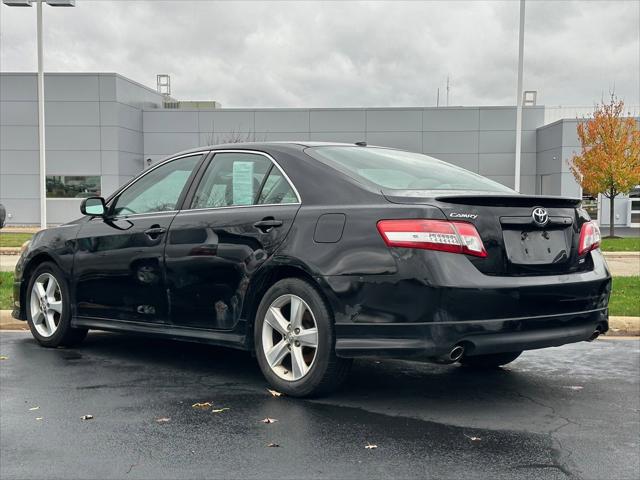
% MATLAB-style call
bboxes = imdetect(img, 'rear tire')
[254,278,351,397]
[459,351,522,369]
[26,262,88,348]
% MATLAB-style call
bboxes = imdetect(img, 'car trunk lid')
[383,191,591,276]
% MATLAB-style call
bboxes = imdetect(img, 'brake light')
[578,221,601,256]
[377,219,487,257]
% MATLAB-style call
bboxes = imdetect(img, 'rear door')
[165,151,301,330]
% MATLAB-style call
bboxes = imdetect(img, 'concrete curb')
[603,252,640,259]
[0,247,21,256]
[1,310,638,335]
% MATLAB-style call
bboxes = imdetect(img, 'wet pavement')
[1,331,638,479]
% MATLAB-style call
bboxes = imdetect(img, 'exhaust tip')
[449,345,465,362]
[588,329,601,342]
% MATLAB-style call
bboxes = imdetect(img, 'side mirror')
[80,197,107,217]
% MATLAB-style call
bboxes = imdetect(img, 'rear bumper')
[335,308,608,358]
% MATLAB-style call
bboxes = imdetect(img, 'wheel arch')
[20,252,60,316]
[242,263,332,351]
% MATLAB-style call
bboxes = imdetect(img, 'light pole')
[514,0,525,193]
[2,0,75,229]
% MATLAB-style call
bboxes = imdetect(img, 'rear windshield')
[306,146,514,193]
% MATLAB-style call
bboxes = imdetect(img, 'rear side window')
[307,146,514,193]
[191,153,272,209]
[258,168,298,205]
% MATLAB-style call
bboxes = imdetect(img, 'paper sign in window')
[232,161,255,205]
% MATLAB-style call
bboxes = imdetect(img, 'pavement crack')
[126,453,142,475]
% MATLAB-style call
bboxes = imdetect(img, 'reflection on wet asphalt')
[1,332,638,479]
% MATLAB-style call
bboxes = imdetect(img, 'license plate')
[503,229,569,265]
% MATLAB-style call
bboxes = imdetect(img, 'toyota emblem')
[532,207,549,227]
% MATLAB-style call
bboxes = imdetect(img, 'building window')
[46,176,101,199]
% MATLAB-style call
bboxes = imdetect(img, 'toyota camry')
[12,142,611,396]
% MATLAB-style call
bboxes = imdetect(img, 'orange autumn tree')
[569,96,640,237]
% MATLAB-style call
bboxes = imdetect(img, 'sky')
[1,0,639,108]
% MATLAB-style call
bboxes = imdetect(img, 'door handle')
[253,218,283,233]
[144,225,166,239]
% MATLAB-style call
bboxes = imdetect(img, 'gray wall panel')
[46,150,101,175]
[118,128,144,154]
[0,173,39,198]
[422,108,479,131]
[0,150,38,174]
[45,101,100,126]
[45,75,100,102]
[0,74,37,101]
[198,111,254,133]
[0,198,39,224]
[99,102,118,126]
[0,101,37,125]
[143,132,199,155]
[100,151,119,175]
[118,103,142,131]
[99,74,117,101]
[422,131,478,154]
[255,111,310,132]
[46,126,100,150]
[367,109,421,131]
[144,111,198,133]
[47,199,82,224]
[311,110,365,132]
[118,152,145,176]
[0,126,38,149]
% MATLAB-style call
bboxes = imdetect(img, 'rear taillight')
[377,219,487,257]
[578,221,601,256]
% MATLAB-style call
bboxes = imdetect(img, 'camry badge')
[450,212,478,220]
[532,207,549,227]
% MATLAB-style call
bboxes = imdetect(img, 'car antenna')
[355,141,367,147]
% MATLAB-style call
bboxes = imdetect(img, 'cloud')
[1,0,638,108]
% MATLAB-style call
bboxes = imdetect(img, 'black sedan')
[12,142,611,396]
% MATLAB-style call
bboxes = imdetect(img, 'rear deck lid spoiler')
[382,190,582,208]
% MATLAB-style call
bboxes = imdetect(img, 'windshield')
[307,146,515,193]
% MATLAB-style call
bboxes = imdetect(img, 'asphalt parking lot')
[1,331,638,480]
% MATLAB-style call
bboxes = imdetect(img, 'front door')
[165,151,301,330]
[73,153,204,323]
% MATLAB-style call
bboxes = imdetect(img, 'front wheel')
[26,262,88,348]
[459,351,522,369]
[254,278,351,397]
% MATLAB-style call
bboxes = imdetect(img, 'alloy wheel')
[261,294,319,381]
[30,273,63,338]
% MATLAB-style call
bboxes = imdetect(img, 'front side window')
[46,175,101,198]
[191,153,273,209]
[306,146,515,193]
[111,154,201,216]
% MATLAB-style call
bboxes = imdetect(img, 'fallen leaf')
[35,417,43,421]
[28,406,40,411]
[563,386,583,391]
[81,415,94,421]
[261,417,278,424]
[267,389,282,397]
[191,402,212,410]
[0,355,8,360]
[211,408,230,414]
[155,417,171,423]
[267,443,280,448]
[464,434,481,441]
[365,443,378,449]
